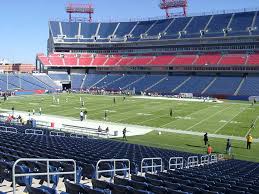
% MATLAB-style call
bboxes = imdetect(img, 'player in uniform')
[170,108,173,118]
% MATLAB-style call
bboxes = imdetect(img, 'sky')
[0,0,259,64]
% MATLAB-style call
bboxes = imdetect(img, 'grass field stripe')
[88,100,160,117]
[245,115,259,137]
[185,105,233,131]
[114,105,171,122]
[214,106,248,134]
[112,101,191,122]
[160,105,213,128]
[137,104,204,125]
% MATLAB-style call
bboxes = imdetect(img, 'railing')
[96,159,130,179]
[187,156,199,168]
[70,133,84,139]
[25,129,44,136]
[0,126,17,133]
[12,158,76,194]
[210,154,218,163]
[200,155,210,165]
[50,131,65,137]
[168,157,183,170]
[141,158,163,175]
[218,154,224,160]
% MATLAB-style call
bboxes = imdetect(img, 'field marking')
[114,103,171,122]
[160,105,217,128]
[245,116,259,137]
[185,105,233,131]
[214,106,248,134]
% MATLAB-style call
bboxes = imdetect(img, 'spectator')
[204,133,208,145]
[98,126,102,132]
[207,144,213,155]
[246,134,253,150]
[226,139,232,155]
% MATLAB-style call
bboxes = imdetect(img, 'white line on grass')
[114,104,170,122]
[137,104,204,125]
[245,116,259,137]
[186,105,233,131]
[214,107,248,134]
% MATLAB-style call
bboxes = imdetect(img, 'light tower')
[66,3,94,22]
[159,0,187,18]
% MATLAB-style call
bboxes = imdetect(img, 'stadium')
[0,0,259,193]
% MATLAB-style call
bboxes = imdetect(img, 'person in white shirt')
[80,111,84,121]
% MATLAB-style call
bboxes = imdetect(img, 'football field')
[0,93,258,162]
[1,93,258,138]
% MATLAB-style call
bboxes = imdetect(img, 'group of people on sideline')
[203,133,254,156]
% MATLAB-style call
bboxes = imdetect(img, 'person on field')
[123,128,127,141]
[226,139,232,155]
[246,134,253,150]
[84,110,88,120]
[80,111,84,121]
[105,127,109,138]
[113,97,116,104]
[207,144,213,155]
[32,109,35,115]
[39,107,42,115]
[123,96,126,101]
[170,108,173,118]
[98,126,102,132]
[204,133,208,145]
[11,106,14,116]
[104,111,107,121]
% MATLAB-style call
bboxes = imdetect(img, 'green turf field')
[0,94,258,162]
[1,94,258,138]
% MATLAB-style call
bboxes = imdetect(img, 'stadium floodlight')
[66,3,94,22]
[159,0,187,18]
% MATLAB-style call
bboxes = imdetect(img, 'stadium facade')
[35,9,259,100]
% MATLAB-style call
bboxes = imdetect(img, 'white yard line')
[214,107,247,134]
[245,116,259,137]
[186,105,233,131]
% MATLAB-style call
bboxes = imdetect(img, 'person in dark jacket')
[204,133,208,145]
[226,138,232,155]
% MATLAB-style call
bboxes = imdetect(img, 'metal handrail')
[96,159,130,179]
[141,157,163,175]
[200,155,210,165]
[70,133,84,138]
[12,158,76,194]
[0,126,17,133]
[210,154,218,163]
[218,154,224,160]
[187,156,199,168]
[25,129,44,136]
[50,131,65,137]
[169,157,183,170]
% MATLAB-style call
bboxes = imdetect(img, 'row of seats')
[49,11,259,42]
[80,73,259,96]
[0,73,59,92]
[24,159,259,194]
[3,72,259,96]
[37,53,259,67]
